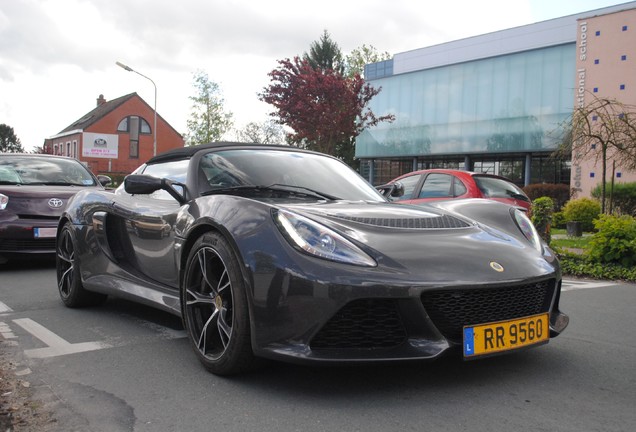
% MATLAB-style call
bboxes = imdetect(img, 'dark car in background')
[55,143,567,376]
[0,154,110,263]
[382,169,532,212]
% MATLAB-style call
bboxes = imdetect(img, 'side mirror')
[97,175,112,187]
[124,174,187,204]
[376,181,405,199]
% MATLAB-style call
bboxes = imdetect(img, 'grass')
[549,228,593,251]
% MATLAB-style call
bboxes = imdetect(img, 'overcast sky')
[0,0,628,151]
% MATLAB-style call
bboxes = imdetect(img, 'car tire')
[182,232,255,375]
[56,221,107,307]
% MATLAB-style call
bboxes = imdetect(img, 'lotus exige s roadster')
[56,143,568,375]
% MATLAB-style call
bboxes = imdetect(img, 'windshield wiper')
[26,181,83,186]
[202,184,339,201]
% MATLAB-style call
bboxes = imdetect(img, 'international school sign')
[82,133,118,159]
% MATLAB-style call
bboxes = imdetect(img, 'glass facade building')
[357,2,636,187]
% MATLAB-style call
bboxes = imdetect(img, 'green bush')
[558,251,636,282]
[562,197,601,232]
[523,183,570,211]
[531,197,554,244]
[587,214,636,267]
[552,211,566,229]
[591,182,636,216]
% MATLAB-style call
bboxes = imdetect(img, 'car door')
[110,159,189,287]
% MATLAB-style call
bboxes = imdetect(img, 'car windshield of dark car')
[0,156,97,186]
[474,176,529,201]
[198,149,384,202]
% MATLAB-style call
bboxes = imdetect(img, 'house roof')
[58,93,137,134]
[54,93,183,139]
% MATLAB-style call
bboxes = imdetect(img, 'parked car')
[0,154,110,263]
[55,143,567,375]
[380,169,532,212]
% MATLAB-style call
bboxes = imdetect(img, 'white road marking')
[562,279,618,291]
[0,321,17,339]
[13,318,111,359]
[0,301,13,313]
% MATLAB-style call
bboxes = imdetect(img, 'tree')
[303,30,344,74]
[234,120,286,144]
[186,70,233,146]
[259,57,394,165]
[554,95,636,213]
[344,44,391,78]
[0,124,25,153]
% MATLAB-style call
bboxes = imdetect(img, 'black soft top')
[145,142,296,165]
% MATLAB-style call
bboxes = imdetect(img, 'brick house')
[44,93,184,176]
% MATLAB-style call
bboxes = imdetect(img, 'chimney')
[96,94,106,106]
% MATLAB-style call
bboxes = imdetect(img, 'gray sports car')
[55,143,568,375]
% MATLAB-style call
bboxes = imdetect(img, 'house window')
[595,30,601,36]
[620,84,625,90]
[621,55,627,61]
[617,172,622,178]
[594,59,599,64]
[591,144,596,149]
[593,87,598,93]
[66,141,71,156]
[117,116,151,134]
[590,172,595,178]
[622,25,628,31]
[73,140,78,158]
[592,115,598,121]
[130,140,139,158]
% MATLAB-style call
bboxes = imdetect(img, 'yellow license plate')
[463,313,549,358]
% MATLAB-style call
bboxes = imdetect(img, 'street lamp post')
[116,61,157,156]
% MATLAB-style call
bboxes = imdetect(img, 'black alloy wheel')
[182,232,254,375]
[56,222,107,307]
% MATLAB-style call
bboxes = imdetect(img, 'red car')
[383,169,532,212]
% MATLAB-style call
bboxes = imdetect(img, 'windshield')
[0,156,97,186]
[198,149,384,202]
[473,175,529,201]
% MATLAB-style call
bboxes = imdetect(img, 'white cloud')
[0,0,624,151]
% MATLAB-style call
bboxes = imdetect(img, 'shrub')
[531,197,553,243]
[562,197,601,232]
[591,182,636,216]
[552,211,566,229]
[523,183,570,211]
[587,214,636,267]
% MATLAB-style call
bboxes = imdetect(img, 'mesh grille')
[421,279,555,342]
[0,239,56,251]
[310,299,407,350]
[333,214,470,229]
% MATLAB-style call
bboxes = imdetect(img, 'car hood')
[280,200,556,283]
[0,185,96,217]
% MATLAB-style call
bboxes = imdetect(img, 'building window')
[66,141,71,156]
[623,25,628,31]
[592,115,598,121]
[594,59,599,64]
[590,172,595,178]
[621,55,627,61]
[620,84,626,90]
[593,87,598,93]
[117,116,151,134]
[595,30,601,36]
[72,140,77,158]
[130,140,139,158]
[617,172,622,178]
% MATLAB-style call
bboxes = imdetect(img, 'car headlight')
[274,209,376,267]
[0,194,8,210]
[511,207,542,252]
